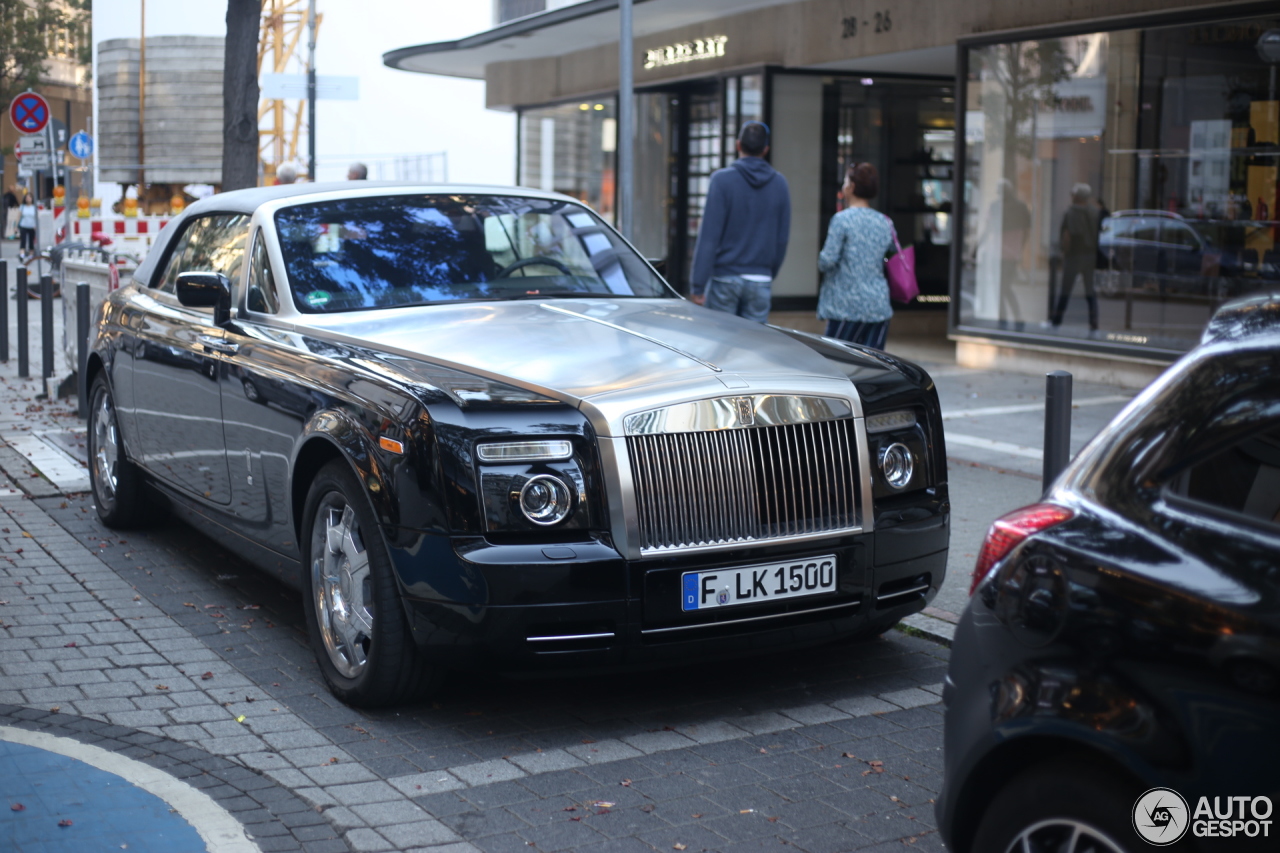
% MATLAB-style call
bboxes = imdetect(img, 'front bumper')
[387,525,947,670]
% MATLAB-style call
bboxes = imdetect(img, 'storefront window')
[519,100,617,225]
[960,15,1280,354]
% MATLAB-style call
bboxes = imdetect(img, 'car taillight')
[970,503,1074,594]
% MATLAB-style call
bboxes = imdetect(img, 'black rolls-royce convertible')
[86,184,949,706]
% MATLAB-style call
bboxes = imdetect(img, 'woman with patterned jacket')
[816,162,895,350]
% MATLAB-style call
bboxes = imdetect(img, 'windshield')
[275,194,673,313]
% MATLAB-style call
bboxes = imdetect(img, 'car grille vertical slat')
[627,419,861,553]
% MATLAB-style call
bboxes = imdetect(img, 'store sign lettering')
[644,35,728,70]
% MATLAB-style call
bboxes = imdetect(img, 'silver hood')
[299,298,863,433]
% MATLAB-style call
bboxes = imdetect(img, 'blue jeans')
[703,275,772,323]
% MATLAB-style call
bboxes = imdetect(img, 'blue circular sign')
[9,92,50,133]
[69,131,94,160]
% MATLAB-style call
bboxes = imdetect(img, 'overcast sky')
[93,1,515,186]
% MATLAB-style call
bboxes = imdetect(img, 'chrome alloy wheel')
[1005,819,1129,853]
[311,501,373,678]
[92,392,121,503]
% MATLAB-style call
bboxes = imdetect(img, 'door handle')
[197,335,239,355]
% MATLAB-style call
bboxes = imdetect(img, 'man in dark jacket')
[690,121,791,322]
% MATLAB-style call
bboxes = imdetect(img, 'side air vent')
[875,574,931,609]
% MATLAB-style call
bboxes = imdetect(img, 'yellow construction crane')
[258,0,321,183]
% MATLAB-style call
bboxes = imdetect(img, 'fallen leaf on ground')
[562,807,577,812]
[620,779,631,787]
[673,844,687,850]
[58,819,73,826]
[640,804,655,813]
[590,801,615,808]
[155,685,168,690]
[10,803,24,811]
[691,813,703,819]
[201,672,214,680]
[841,752,857,759]
[740,809,755,814]
[63,642,75,648]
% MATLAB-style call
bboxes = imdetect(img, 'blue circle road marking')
[10,93,50,134]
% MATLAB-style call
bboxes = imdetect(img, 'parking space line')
[942,394,1132,420]
[944,432,1044,460]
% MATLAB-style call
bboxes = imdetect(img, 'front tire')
[88,374,146,527]
[301,460,435,707]
[972,758,1176,853]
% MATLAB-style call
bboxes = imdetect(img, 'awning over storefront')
[383,0,789,80]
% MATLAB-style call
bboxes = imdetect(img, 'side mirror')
[176,271,231,326]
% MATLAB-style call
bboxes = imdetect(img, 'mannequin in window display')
[1051,183,1101,333]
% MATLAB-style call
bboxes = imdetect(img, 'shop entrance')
[819,76,956,310]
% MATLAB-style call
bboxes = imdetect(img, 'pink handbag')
[885,222,918,304]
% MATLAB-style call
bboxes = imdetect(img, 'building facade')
[387,0,1280,383]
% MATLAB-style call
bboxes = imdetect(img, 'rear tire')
[88,374,146,528]
[301,460,436,707]
[972,758,1183,852]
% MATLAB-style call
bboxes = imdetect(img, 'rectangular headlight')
[476,440,573,462]
[865,409,917,434]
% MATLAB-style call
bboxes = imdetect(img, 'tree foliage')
[0,0,91,105]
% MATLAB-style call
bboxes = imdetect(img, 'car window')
[155,214,250,297]
[1100,217,1134,239]
[1160,222,1200,249]
[1169,425,1280,530]
[246,232,279,314]
[274,194,672,313]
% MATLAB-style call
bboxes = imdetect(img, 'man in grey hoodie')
[690,121,791,322]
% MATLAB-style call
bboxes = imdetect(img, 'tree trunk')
[222,0,261,191]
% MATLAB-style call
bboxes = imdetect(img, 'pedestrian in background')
[689,121,791,322]
[17,192,37,259]
[816,163,895,349]
[1050,182,1101,332]
[2,185,17,241]
[348,162,368,180]
[275,163,299,185]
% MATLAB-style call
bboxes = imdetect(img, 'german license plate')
[681,556,837,611]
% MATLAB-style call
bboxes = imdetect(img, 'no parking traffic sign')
[9,91,50,134]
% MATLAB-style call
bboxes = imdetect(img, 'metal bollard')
[77,283,90,420]
[0,259,8,362]
[16,267,28,378]
[41,274,54,382]
[1042,370,1073,493]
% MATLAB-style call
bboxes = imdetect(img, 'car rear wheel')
[88,375,146,528]
[301,460,435,707]
[971,758,1160,853]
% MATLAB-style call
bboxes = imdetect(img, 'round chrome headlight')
[518,475,573,525]
[879,443,915,490]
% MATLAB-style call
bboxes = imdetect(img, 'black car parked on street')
[938,294,1280,852]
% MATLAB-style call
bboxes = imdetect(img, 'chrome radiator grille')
[626,419,861,553]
